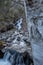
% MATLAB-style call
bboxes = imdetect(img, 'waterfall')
[3,51,11,61]
[0,60,11,65]
[15,18,23,30]
[0,51,11,65]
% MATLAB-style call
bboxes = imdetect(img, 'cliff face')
[26,0,43,65]
[26,0,43,43]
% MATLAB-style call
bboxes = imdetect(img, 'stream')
[0,50,33,65]
[0,51,11,65]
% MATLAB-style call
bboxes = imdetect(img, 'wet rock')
[17,37,21,41]
[10,50,33,65]
[22,51,33,65]
[24,39,31,46]
[6,24,14,31]
[0,41,6,50]
[3,48,33,65]
[0,50,4,58]
[0,27,7,33]
[0,30,31,54]
[28,0,33,7]
[0,0,26,33]
[0,24,14,33]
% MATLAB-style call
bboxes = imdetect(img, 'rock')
[0,27,7,33]
[20,41,26,47]
[9,51,33,65]
[0,41,6,50]
[0,0,26,32]
[2,48,33,65]
[0,24,14,33]
[28,0,33,7]
[0,30,31,54]
[22,51,33,65]
[17,37,21,41]
[6,24,14,31]
[0,50,4,58]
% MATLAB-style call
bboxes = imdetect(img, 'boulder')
[0,50,4,58]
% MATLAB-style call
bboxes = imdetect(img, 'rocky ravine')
[1,0,43,64]
[0,30,33,65]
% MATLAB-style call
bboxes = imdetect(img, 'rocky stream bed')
[0,0,43,65]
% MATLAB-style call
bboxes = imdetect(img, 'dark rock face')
[22,51,33,65]
[0,27,7,33]
[27,0,33,7]
[0,24,14,33]
[3,47,33,65]
[0,50,4,58]
[6,24,14,31]
[6,49,33,65]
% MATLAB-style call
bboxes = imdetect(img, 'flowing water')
[0,50,33,65]
[25,0,43,65]
[15,18,23,30]
[0,52,11,65]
